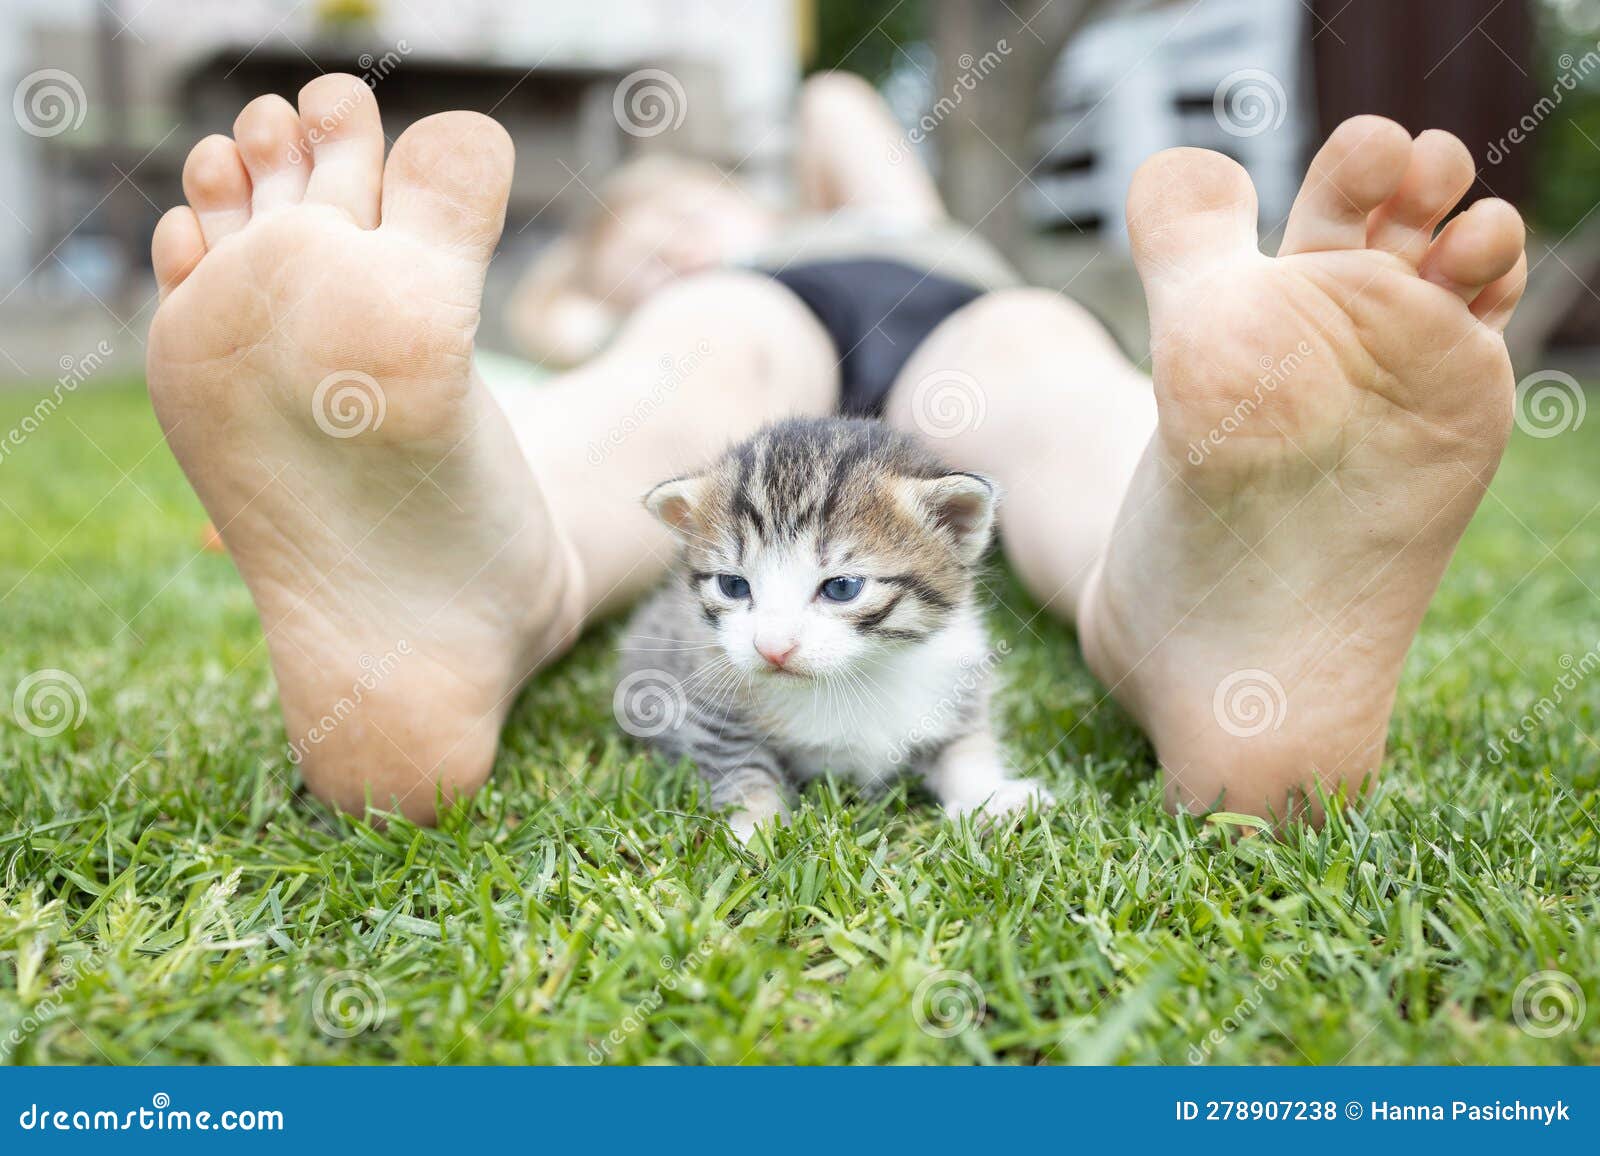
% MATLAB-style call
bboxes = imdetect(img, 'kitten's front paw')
[725,789,792,846]
[728,808,785,845]
[944,778,1056,826]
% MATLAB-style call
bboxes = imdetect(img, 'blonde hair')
[574,155,734,280]
[507,156,749,366]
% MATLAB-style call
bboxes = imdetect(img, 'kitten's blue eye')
[820,576,865,603]
[716,573,751,599]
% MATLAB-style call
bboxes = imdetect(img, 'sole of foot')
[1078,116,1526,824]
[147,76,584,823]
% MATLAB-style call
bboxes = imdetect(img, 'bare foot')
[147,76,583,822]
[1078,118,1526,821]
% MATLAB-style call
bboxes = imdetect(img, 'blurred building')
[1031,0,1309,244]
[1027,0,1534,245]
[2,0,803,303]
[1,0,1587,378]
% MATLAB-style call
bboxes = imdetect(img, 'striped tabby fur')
[617,417,1052,842]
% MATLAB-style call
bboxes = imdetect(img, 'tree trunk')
[932,0,1101,260]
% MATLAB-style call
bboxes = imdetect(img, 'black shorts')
[767,258,986,417]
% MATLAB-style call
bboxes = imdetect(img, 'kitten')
[616,416,1052,842]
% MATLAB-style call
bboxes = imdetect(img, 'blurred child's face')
[589,180,775,306]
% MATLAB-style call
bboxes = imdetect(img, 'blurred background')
[0,0,1596,386]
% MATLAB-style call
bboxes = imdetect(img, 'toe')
[1420,197,1525,301]
[1366,129,1475,265]
[1126,147,1258,281]
[151,206,206,298]
[1279,115,1412,255]
[181,134,252,247]
[298,74,385,227]
[1470,249,1528,331]
[381,112,514,263]
[233,94,311,214]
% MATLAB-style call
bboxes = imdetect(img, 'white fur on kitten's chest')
[740,609,992,787]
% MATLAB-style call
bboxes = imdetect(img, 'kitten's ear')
[643,476,707,538]
[902,472,998,565]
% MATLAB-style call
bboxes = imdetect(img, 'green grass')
[0,380,1596,1065]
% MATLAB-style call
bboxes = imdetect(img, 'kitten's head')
[644,418,996,680]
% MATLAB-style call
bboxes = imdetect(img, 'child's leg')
[887,119,1526,822]
[883,288,1156,620]
[148,76,836,823]
[494,274,838,620]
[794,71,947,224]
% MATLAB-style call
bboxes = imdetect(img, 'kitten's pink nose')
[755,640,798,669]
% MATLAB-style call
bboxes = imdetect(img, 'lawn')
[0,379,1595,1065]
